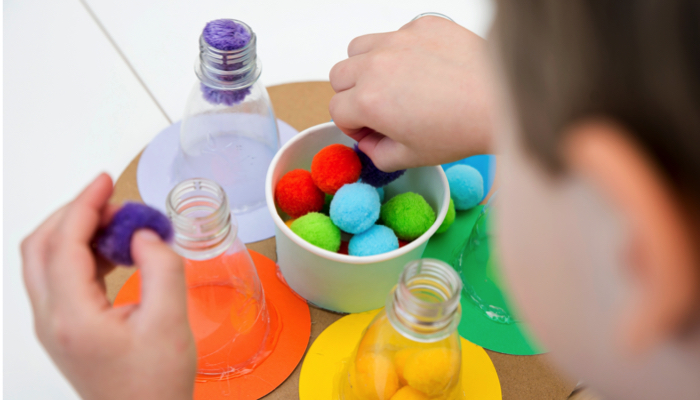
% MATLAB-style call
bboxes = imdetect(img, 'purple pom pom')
[200,19,253,106]
[201,84,251,107]
[203,19,251,51]
[95,202,173,266]
[354,144,406,187]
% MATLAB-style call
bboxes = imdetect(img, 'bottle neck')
[386,259,462,342]
[166,178,237,260]
[195,19,262,91]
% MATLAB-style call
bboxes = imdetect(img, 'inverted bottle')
[166,178,279,378]
[175,19,280,215]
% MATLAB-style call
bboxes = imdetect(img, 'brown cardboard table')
[104,81,577,400]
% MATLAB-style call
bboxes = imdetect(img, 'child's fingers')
[21,204,69,313]
[347,32,392,57]
[329,88,374,139]
[57,173,114,244]
[130,230,189,329]
[329,54,368,93]
[357,133,412,172]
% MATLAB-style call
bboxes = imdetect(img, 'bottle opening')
[166,178,237,260]
[388,259,462,342]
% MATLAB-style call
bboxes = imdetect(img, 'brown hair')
[494,0,700,195]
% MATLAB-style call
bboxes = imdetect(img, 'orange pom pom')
[275,169,325,218]
[311,144,362,195]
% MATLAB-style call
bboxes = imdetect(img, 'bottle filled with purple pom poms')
[177,19,279,215]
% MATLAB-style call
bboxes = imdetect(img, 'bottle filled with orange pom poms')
[339,259,463,400]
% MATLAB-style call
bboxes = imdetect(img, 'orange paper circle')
[299,309,501,399]
[114,250,311,400]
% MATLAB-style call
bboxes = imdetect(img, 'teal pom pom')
[349,225,398,256]
[446,165,484,210]
[330,182,380,234]
[376,187,385,203]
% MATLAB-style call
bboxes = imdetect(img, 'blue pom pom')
[446,165,484,210]
[330,182,380,234]
[354,145,406,187]
[349,225,399,256]
[95,202,173,266]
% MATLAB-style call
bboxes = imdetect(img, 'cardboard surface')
[104,81,576,400]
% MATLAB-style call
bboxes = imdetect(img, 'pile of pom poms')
[274,143,445,257]
[95,202,173,266]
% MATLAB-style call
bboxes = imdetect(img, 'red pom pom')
[275,169,325,218]
[311,144,362,195]
[398,240,410,248]
[338,240,350,255]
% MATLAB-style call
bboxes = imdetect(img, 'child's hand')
[21,174,196,400]
[329,16,496,172]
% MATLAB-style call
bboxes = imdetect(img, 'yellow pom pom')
[403,348,460,396]
[351,353,399,400]
[393,348,419,386]
[390,386,429,400]
[285,218,295,228]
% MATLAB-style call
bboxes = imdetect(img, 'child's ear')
[561,118,700,354]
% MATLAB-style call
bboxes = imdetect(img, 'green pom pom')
[291,212,341,252]
[381,192,436,241]
[436,198,456,233]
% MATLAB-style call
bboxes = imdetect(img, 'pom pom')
[290,212,341,252]
[446,165,484,210]
[354,144,405,187]
[284,219,295,228]
[402,348,460,396]
[351,353,399,400]
[436,198,456,233]
[203,19,251,51]
[348,225,399,256]
[330,182,381,234]
[399,240,410,248]
[381,192,436,241]
[275,169,325,218]
[95,202,173,266]
[311,144,362,194]
[201,84,251,107]
[201,19,253,106]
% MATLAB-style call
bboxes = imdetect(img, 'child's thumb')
[131,229,188,327]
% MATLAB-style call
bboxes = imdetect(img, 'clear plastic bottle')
[166,178,279,379]
[453,198,516,324]
[176,20,279,215]
[340,259,463,400]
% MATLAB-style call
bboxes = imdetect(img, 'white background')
[4,1,494,397]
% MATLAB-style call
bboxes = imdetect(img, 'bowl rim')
[265,121,450,265]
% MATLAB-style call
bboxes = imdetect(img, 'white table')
[3,1,494,397]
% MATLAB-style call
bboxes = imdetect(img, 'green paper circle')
[422,206,545,355]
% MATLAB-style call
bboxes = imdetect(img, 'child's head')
[493,1,700,398]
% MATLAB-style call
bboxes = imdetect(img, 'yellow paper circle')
[299,309,502,400]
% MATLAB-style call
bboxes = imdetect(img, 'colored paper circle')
[423,206,544,356]
[299,309,501,399]
[114,250,311,400]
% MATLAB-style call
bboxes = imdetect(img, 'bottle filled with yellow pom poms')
[339,259,463,400]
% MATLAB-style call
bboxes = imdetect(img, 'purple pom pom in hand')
[203,19,251,51]
[354,144,406,188]
[95,202,173,266]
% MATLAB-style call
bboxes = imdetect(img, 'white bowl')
[265,122,450,313]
